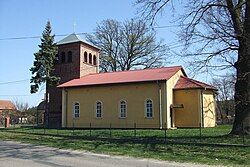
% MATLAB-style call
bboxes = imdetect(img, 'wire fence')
[2,122,249,146]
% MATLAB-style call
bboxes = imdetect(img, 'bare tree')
[212,73,235,123]
[212,73,235,101]
[86,19,168,72]
[13,100,29,112]
[12,99,29,123]
[136,0,250,134]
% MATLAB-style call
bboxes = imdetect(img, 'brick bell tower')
[46,33,100,128]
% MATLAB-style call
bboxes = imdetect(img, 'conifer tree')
[30,21,59,93]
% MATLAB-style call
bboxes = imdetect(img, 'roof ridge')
[0,100,12,102]
[57,33,100,50]
[180,76,215,89]
[86,66,183,76]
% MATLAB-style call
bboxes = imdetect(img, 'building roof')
[37,101,45,111]
[56,33,100,50]
[174,76,217,90]
[58,66,185,88]
[0,100,16,110]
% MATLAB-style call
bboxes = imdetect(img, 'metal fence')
[2,122,249,146]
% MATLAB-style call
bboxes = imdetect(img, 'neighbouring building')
[0,100,16,128]
[47,33,217,129]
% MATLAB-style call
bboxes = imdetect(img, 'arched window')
[119,100,126,118]
[96,101,102,118]
[146,99,153,118]
[61,52,65,63]
[73,102,80,118]
[93,55,97,65]
[84,51,88,63]
[67,51,72,63]
[89,53,92,64]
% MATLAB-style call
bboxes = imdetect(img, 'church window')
[89,53,92,64]
[73,102,80,118]
[93,55,97,65]
[119,100,127,118]
[146,99,153,118]
[61,52,66,63]
[96,101,102,118]
[68,51,72,63]
[84,51,88,62]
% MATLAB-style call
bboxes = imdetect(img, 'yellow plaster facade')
[62,82,166,128]
[61,69,216,129]
[203,90,216,127]
[173,89,216,128]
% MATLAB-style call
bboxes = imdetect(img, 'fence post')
[134,123,136,137]
[13,121,16,132]
[109,123,112,138]
[242,122,245,145]
[89,123,92,137]
[32,122,35,133]
[164,122,167,143]
[72,122,75,136]
[199,122,202,142]
[56,122,59,135]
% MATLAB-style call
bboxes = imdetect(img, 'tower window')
[61,52,65,63]
[68,51,72,63]
[89,53,92,64]
[84,52,87,63]
[93,55,97,65]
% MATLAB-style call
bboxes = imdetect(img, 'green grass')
[0,125,249,166]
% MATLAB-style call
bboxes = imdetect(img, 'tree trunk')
[231,1,250,135]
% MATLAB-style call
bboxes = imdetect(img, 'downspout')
[200,87,207,128]
[157,81,163,129]
[65,89,68,127]
[62,88,68,128]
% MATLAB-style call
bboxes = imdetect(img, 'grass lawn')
[0,125,249,166]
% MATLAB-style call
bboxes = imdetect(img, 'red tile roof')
[58,66,185,88]
[0,100,16,110]
[174,76,217,90]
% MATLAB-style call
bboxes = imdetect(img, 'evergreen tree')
[30,21,59,93]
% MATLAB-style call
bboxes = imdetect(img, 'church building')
[48,33,217,129]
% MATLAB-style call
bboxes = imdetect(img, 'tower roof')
[56,33,100,50]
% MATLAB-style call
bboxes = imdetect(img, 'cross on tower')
[73,22,76,33]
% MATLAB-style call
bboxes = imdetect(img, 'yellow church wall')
[173,89,201,127]
[166,70,185,128]
[63,82,166,129]
[203,90,216,127]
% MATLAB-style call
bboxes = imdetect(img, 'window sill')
[144,117,154,119]
[119,117,127,119]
